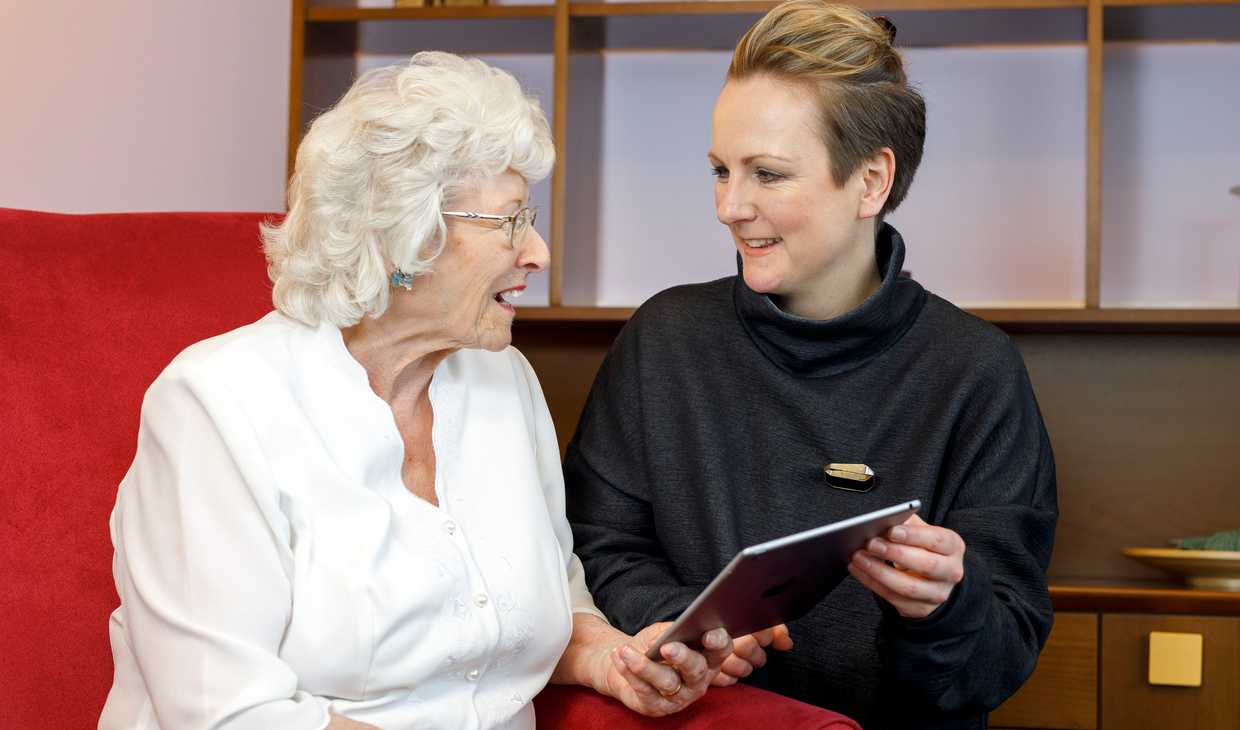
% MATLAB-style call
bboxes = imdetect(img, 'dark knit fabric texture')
[566,225,1058,730]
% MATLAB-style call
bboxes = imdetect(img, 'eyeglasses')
[442,206,539,249]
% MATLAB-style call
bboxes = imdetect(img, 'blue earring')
[389,269,413,290]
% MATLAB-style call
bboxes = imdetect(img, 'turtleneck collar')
[733,223,927,378]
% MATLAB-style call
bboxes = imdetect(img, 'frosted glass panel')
[1100,42,1240,308]
[595,51,735,307]
[890,46,1088,307]
[357,52,556,307]
[595,47,1088,308]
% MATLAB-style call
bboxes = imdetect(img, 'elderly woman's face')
[395,169,548,352]
[709,76,878,318]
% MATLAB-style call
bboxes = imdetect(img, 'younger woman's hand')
[848,514,965,619]
[712,624,793,686]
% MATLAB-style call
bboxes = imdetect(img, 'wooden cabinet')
[991,593,1240,730]
[1100,614,1240,730]
[990,612,1098,730]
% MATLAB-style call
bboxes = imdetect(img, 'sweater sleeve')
[107,361,331,730]
[564,336,701,635]
[875,339,1058,721]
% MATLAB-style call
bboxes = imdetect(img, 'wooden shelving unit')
[289,0,1240,328]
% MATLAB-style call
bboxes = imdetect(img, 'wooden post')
[1086,0,1103,308]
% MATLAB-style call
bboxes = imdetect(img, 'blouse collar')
[733,224,927,378]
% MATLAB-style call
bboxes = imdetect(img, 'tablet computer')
[644,500,921,660]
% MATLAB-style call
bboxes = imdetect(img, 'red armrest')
[533,684,861,730]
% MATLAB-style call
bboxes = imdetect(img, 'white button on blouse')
[100,313,605,730]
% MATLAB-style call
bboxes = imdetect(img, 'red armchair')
[0,207,860,730]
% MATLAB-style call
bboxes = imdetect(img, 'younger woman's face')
[709,75,882,319]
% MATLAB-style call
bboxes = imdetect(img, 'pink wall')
[0,0,291,214]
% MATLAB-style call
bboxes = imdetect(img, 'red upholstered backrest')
[0,208,278,729]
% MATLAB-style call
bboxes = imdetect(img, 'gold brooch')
[824,463,875,492]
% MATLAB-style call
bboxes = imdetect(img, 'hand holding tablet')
[645,501,921,660]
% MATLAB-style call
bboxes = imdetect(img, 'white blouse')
[100,312,604,730]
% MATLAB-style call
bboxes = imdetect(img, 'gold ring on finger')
[659,679,683,698]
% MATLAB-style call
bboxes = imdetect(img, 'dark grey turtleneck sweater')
[564,226,1058,730]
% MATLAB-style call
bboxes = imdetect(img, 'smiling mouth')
[743,237,782,249]
[494,287,525,307]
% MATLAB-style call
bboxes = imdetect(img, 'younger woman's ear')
[857,148,895,220]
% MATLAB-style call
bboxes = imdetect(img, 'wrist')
[555,613,629,694]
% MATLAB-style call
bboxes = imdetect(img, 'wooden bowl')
[1122,548,1240,591]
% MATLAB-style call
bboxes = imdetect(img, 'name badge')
[824,463,875,492]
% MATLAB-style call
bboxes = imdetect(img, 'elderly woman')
[566,3,1058,729]
[99,53,730,730]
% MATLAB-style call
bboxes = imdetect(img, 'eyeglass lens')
[509,207,538,247]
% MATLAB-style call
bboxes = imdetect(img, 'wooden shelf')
[513,305,1240,332]
[1051,583,1240,614]
[516,306,636,321]
[306,5,555,21]
[569,1,776,17]
[1104,0,1239,6]
[971,307,1240,332]
[303,0,1238,18]
[569,0,1085,15]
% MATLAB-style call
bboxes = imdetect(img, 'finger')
[866,539,963,584]
[849,554,949,617]
[770,624,794,651]
[852,549,952,604]
[847,560,921,617]
[732,635,768,668]
[620,645,683,698]
[719,652,756,679]
[750,627,776,648]
[654,642,708,691]
[885,519,965,558]
[712,672,740,687]
[612,646,666,702]
[697,629,734,669]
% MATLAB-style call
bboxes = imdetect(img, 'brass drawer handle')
[1148,631,1203,687]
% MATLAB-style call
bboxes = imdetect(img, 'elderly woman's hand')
[604,622,733,715]
[711,624,793,686]
[554,614,733,716]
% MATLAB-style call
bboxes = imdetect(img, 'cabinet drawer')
[1100,614,1240,730]
[991,612,1098,730]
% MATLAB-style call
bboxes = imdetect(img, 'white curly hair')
[262,52,555,327]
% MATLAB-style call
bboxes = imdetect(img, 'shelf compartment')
[1099,27,1240,309]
